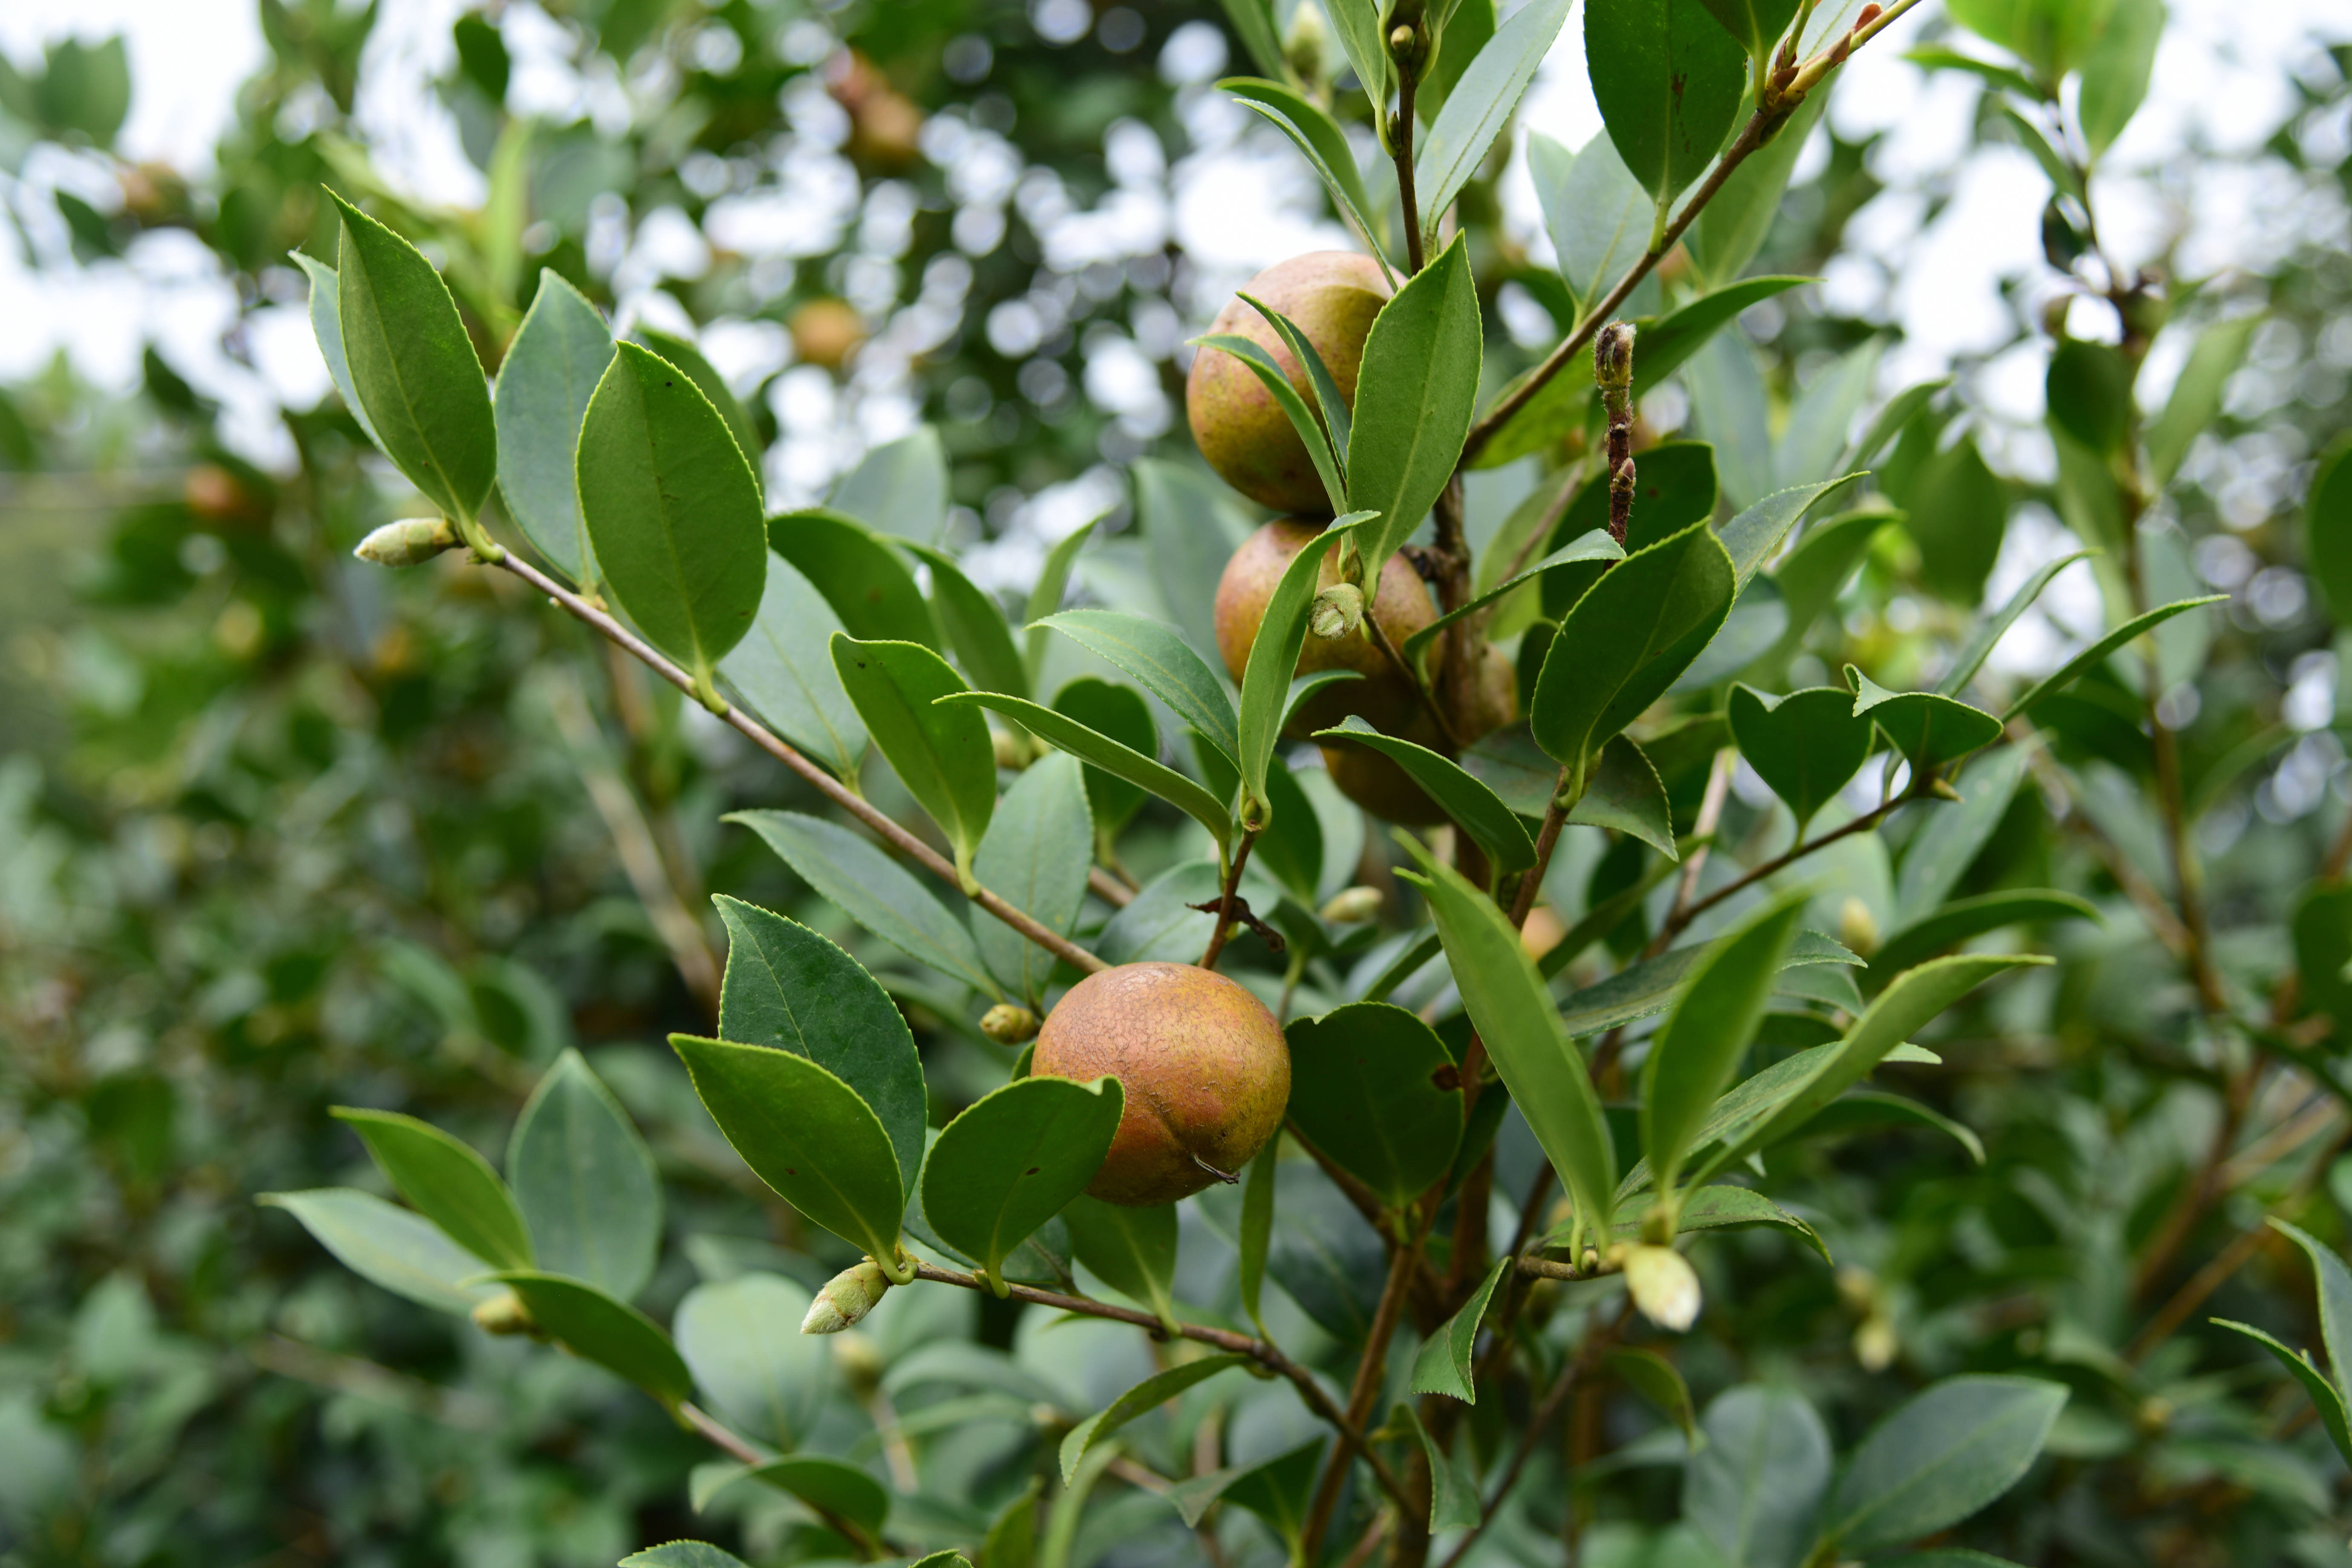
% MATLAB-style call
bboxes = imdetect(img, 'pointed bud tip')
[1624,1245,1701,1332]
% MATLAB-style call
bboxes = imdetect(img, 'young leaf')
[727,810,1001,997]
[329,194,497,527]
[1238,514,1369,820]
[2211,1319,2352,1469]
[1867,889,2101,984]
[1530,130,1651,315]
[921,1076,1125,1293]
[1403,849,1617,1242]
[942,691,1230,855]
[1728,685,1875,837]
[1640,892,1809,1202]
[1315,717,1537,872]
[481,1271,697,1406]
[1396,1401,1484,1531]
[902,542,1029,700]
[1349,233,1483,574]
[1821,1376,2068,1554]
[508,1049,662,1300]
[1848,669,2004,772]
[718,556,867,780]
[769,510,942,650]
[674,1272,830,1450]
[329,1107,532,1269]
[1415,0,1572,241]
[257,1189,498,1315]
[1532,521,1736,775]
[1684,1386,1832,1568]
[1061,1193,1180,1329]
[1286,1002,1463,1210]
[832,426,948,541]
[1059,1355,1250,1484]
[1025,519,1098,682]
[1221,80,1394,274]
[578,342,767,692]
[291,253,382,450]
[1194,332,1349,515]
[1036,610,1240,766]
[634,327,762,492]
[969,753,1091,1005]
[1940,548,2095,697]
[830,636,996,887]
[1585,0,1747,212]
[671,1034,907,1268]
[1238,1137,1278,1336]
[493,269,614,589]
[2146,314,2261,488]
[1999,597,2228,720]
[713,896,928,1193]
[1410,1254,1511,1401]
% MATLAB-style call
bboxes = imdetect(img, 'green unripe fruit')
[1214,519,1443,739]
[1030,962,1289,1207]
[1187,252,1391,515]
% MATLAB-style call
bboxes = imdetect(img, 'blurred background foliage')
[2,0,2351,1565]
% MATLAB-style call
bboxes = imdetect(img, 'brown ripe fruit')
[1031,962,1289,1207]
[791,299,865,369]
[1459,641,1519,744]
[1319,703,1449,824]
[1188,252,1392,514]
[1213,519,1441,738]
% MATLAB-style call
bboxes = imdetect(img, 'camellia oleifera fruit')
[1187,251,1391,515]
[1320,643,1521,823]
[1213,519,1442,738]
[1030,962,1289,1207]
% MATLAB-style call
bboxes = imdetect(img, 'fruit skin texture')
[1188,252,1392,515]
[1214,519,1442,738]
[1031,962,1290,1207]
[1320,643,1520,824]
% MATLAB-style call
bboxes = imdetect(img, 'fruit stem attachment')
[1197,827,1261,971]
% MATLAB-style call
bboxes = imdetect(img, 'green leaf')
[1349,233,1483,573]
[1641,893,1809,1200]
[578,341,767,689]
[983,1480,1042,1568]
[1533,521,1736,774]
[1593,1182,1830,1262]
[1286,1002,1463,1209]
[1061,1193,1181,1327]
[922,1076,1124,1293]
[1136,459,1252,660]
[257,1189,497,1315]
[832,427,948,541]
[2270,1219,2352,1408]
[713,896,928,1192]
[1791,1091,1987,1167]
[1767,506,1896,660]
[1530,130,1651,315]
[902,542,1028,700]
[2211,1319,2352,1470]
[1165,1438,1325,1539]
[1396,1401,1484,1531]
[1635,277,1815,399]
[1026,521,1098,683]
[1822,1375,2068,1554]
[2147,314,2261,488]
[634,328,762,495]
[1404,848,1617,1241]
[329,194,497,527]
[1586,0,1747,212]
[1567,735,1679,859]
[1193,332,1349,515]
[292,254,382,450]
[1940,549,2096,697]
[2000,597,2228,721]
[1718,474,1867,587]
[1999,104,2087,203]
[1780,342,1885,492]
[702,1455,893,1534]
[1415,0,1572,243]
[1848,380,1952,473]
[493,269,614,589]
[1605,1347,1701,1450]
[718,556,867,780]
[1410,1254,1511,1402]
[329,1108,532,1269]
[1896,743,2034,920]
[1698,0,1802,69]
[1216,0,1286,79]
[1317,0,1392,145]
[1216,82,1393,270]
[768,510,941,650]
[673,1272,830,1450]
[1239,303,1357,470]
[2046,338,2134,456]
[1897,427,2007,605]
[1539,444,1724,619]
[1316,716,1536,872]
[1902,45,2041,98]
[727,809,1000,997]
[509,1049,662,1300]
[1946,0,2117,81]
[671,1034,906,1267]
[1037,610,1240,767]
[1558,929,1859,1037]
[1238,1138,1278,1336]
[1404,528,1624,665]
[1848,669,2003,772]
[2078,0,2164,154]
[1060,1355,1249,1484]
[482,1271,696,1405]
[2306,438,2352,622]
[1867,890,2101,985]
[623,1543,751,1568]
[1688,90,1828,291]
[830,636,996,885]
[1728,685,1874,836]
[1472,357,1597,470]
[971,754,1092,1006]
[943,690,1230,856]
[1684,1386,1831,1568]
[1239,516,1370,818]
[1458,721,1557,816]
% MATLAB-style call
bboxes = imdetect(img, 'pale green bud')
[470,1289,538,1337]
[355,516,459,567]
[981,1003,1040,1045]
[1319,886,1383,924]
[802,1259,892,1334]
[1310,582,1365,641]
[1623,1244,1701,1332]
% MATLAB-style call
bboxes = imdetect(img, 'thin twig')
[1438,1304,1631,1568]
[1089,866,1136,907]
[1199,828,1261,970]
[1300,1206,1431,1563]
[1392,51,1424,275]
[488,551,1109,975]
[679,1401,890,1553]
[1656,775,1922,949]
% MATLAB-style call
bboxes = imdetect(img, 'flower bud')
[1593,322,1636,391]
[355,516,460,568]
[470,1289,537,1337]
[802,1259,892,1334]
[992,727,1031,771]
[1310,582,1366,641]
[1623,1245,1701,1332]
[1319,886,1383,924]
[1282,2,1329,87]
[1837,896,1880,958]
[1854,1312,1897,1372]
[981,1003,1040,1045]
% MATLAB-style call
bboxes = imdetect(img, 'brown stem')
[1198,828,1260,971]
[1654,774,1923,952]
[1393,55,1424,274]
[489,551,1109,976]
[2130,1068,2254,1302]
[680,1401,889,1555]
[1438,1304,1630,1568]
[1300,1209,1430,1563]
[1089,866,1136,908]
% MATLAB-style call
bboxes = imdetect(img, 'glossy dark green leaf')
[1867,889,2100,984]
[1221,81,1392,271]
[1632,277,1813,397]
[1316,716,1536,872]
[1405,528,1624,664]
[1848,668,2003,772]
[1684,1386,1831,1568]
[1586,0,1746,210]
[1824,1375,2068,1554]
[1895,742,2035,919]
[292,254,382,450]
[1718,473,1866,587]
[2000,597,2227,720]
[508,1049,661,1299]
[1729,685,1874,836]
[578,342,767,688]
[971,753,1092,1005]
[1237,1137,1278,1336]
[1037,609,1239,765]
[1898,428,2007,605]
[1404,847,1616,1242]
[2211,1319,2352,1470]
[922,1075,1124,1293]
[713,895,928,1192]
[942,690,1228,855]
[1166,1438,1325,1541]
[622,1542,751,1568]
[1410,1254,1511,1402]
[1194,331,1348,514]
[727,809,1000,997]
[1349,233,1483,573]
[2149,314,2262,488]
[483,1271,695,1405]
[329,1107,531,1269]
[673,1271,830,1450]
[2046,338,2134,456]
[1416,0,1572,241]
[1699,0,1801,67]
[706,1454,892,1533]
[832,426,948,541]
[717,556,866,779]
[831,636,995,885]
[1607,1346,1702,1449]
[1252,755,1324,904]
[768,509,941,650]
[1396,1400,1484,1531]
[1566,735,1679,859]
[493,269,614,588]
[2294,882,2352,1034]
[1688,89,1827,290]
[1533,521,1736,775]
[1458,721,1556,816]
[634,328,761,491]
[1239,515,1369,818]
[257,1189,498,1315]
[330,195,497,526]
[671,1034,905,1266]
[1286,1002,1463,1210]
[1062,1193,1180,1327]
[1059,1354,1249,1484]
[902,542,1028,700]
